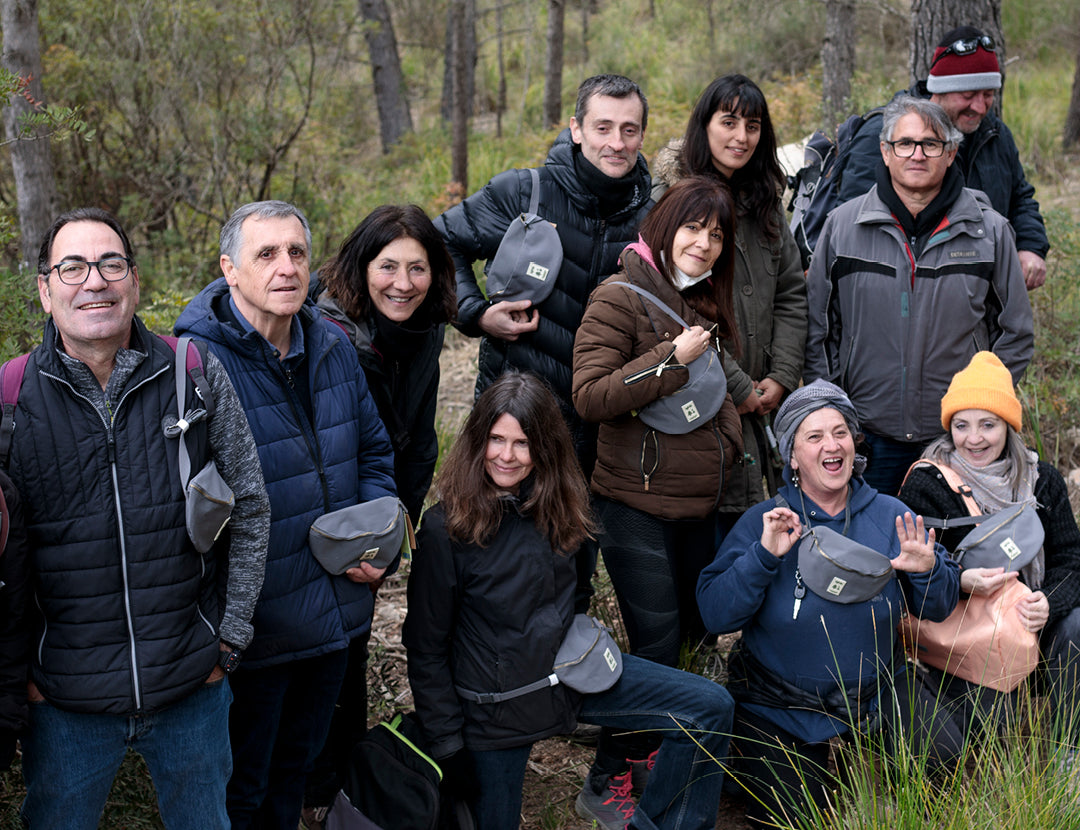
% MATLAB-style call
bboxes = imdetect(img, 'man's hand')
[755,378,786,414]
[1018,250,1047,290]
[345,562,387,584]
[479,300,540,340]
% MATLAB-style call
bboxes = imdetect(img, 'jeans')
[227,648,349,830]
[21,678,232,830]
[468,744,533,830]
[580,654,733,830]
[859,432,927,497]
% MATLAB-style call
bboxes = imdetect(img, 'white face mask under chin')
[661,251,712,291]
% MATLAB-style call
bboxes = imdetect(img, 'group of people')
[0,21,1073,830]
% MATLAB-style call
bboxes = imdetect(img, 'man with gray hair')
[175,200,396,829]
[804,95,1033,497]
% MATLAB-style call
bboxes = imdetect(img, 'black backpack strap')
[0,353,31,470]
[0,476,8,555]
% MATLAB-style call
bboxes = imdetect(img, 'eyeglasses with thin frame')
[885,138,947,159]
[50,257,132,286]
[930,35,996,70]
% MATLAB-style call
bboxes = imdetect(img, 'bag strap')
[0,353,31,471]
[527,167,540,216]
[901,460,982,529]
[160,335,214,490]
[0,477,8,556]
[609,281,691,330]
[455,673,558,705]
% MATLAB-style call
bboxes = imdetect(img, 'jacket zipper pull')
[643,473,650,492]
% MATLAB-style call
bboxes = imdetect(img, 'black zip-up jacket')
[403,498,579,759]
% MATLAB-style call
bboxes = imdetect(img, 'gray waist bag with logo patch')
[610,282,728,435]
[309,496,413,574]
[798,525,895,604]
[454,614,623,703]
[485,167,563,305]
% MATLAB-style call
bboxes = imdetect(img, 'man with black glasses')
[4,207,270,828]
[838,26,1049,290]
[804,96,1033,497]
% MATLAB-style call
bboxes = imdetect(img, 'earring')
[791,467,800,487]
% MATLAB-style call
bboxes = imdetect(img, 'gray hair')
[574,74,648,132]
[879,95,962,149]
[220,200,312,263]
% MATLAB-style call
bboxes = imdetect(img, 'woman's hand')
[760,507,802,559]
[960,566,1018,596]
[1016,589,1049,633]
[891,513,936,574]
[672,325,710,365]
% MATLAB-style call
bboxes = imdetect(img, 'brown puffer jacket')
[572,247,743,520]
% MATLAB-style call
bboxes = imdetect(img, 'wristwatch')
[217,646,242,674]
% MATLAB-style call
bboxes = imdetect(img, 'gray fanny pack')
[174,337,235,554]
[947,501,1044,571]
[485,167,563,305]
[309,495,414,574]
[455,614,623,703]
[611,282,727,435]
[797,524,895,604]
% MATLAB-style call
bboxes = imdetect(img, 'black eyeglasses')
[50,257,132,285]
[885,138,947,158]
[930,35,996,70]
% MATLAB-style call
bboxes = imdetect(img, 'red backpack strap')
[0,353,31,471]
[902,459,981,517]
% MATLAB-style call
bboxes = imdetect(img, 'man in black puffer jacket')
[435,74,653,481]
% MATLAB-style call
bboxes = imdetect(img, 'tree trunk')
[581,0,589,65]
[2,0,58,270]
[359,0,413,153]
[496,0,506,138]
[822,0,856,130]
[910,0,1003,86]
[441,0,476,126]
[450,0,469,191]
[542,0,565,129]
[1066,32,1080,148]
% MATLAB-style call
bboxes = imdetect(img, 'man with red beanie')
[838,26,1049,290]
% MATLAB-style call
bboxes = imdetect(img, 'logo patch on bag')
[526,262,550,281]
[604,647,618,673]
[1000,537,1022,560]
[680,400,701,423]
[827,577,848,596]
[360,547,380,561]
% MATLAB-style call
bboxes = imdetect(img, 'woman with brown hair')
[572,176,743,804]
[404,371,733,830]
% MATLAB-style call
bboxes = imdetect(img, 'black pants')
[592,496,720,769]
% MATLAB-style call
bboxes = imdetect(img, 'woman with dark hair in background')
[572,176,743,804]
[303,205,457,827]
[405,371,733,830]
[653,73,808,533]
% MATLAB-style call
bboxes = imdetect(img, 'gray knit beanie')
[774,380,860,465]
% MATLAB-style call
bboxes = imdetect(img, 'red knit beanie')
[927,27,1002,93]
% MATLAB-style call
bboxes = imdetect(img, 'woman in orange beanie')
[899,352,1080,741]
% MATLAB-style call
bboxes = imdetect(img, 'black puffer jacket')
[403,497,579,758]
[0,471,30,751]
[435,130,652,466]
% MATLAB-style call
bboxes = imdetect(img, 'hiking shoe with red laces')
[575,770,636,830]
[628,748,657,794]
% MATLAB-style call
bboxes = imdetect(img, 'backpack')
[0,338,226,553]
[787,108,882,270]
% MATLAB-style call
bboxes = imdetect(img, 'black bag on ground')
[340,712,443,830]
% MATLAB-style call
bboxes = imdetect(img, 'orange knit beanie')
[940,351,1021,432]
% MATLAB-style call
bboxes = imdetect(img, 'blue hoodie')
[697,472,959,742]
